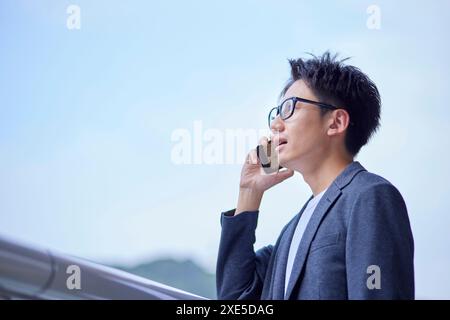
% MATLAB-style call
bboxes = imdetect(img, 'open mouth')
[272,136,287,147]
[275,140,287,151]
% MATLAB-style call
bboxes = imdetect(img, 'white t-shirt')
[284,188,327,296]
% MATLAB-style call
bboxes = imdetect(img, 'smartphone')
[256,139,283,174]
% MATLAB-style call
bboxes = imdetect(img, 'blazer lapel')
[284,161,367,299]
[284,185,341,299]
[270,196,312,299]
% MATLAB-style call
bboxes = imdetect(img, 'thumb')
[272,169,295,184]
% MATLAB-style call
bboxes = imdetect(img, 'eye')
[281,99,294,119]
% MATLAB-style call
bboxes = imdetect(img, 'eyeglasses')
[268,96,340,128]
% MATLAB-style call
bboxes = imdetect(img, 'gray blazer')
[216,162,414,299]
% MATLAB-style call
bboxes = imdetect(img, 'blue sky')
[1,0,450,298]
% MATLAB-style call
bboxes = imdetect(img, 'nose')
[270,115,285,133]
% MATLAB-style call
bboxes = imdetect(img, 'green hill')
[114,258,216,299]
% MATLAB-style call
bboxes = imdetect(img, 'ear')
[327,109,350,136]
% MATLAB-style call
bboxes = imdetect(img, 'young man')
[216,52,414,300]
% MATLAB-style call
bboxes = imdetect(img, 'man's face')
[270,80,330,171]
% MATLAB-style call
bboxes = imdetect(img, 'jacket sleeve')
[216,209,273,300]
[345,183,415,299]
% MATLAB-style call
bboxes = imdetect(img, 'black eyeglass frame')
[268,96,350,128]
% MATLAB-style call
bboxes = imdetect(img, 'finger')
[273,169,295,182]
[259,136,269,147]
[257,136,272,160]
[247,148,259,165]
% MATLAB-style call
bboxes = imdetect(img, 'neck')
[301,154,353,196]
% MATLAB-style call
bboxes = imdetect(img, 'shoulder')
[343,170,408,224]
[342,169,414,253]
[346,169,403,201]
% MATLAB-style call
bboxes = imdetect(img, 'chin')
[278,155,291,169]
[280,152,303,171]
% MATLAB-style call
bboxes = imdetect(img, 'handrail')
[0,236,207,300]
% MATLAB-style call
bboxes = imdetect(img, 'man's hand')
[235,136,294,215]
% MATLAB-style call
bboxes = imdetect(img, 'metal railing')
[0,236,207,300]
